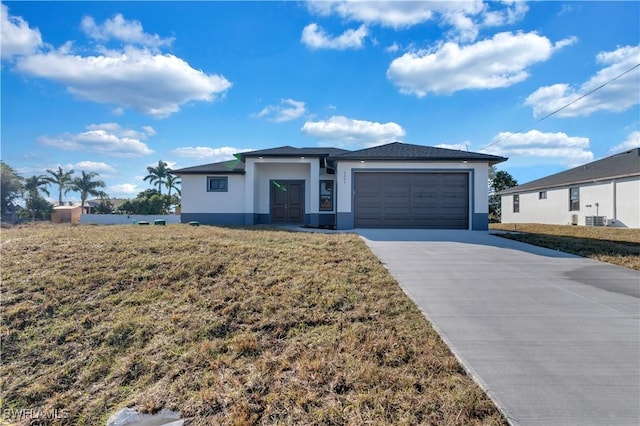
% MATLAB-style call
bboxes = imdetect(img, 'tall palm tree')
[44,166,74,206]
[24,175,50,200]
[144,160,170,195]
[71,171,107,211]
[24,175,50,221]
[166,173,181,198]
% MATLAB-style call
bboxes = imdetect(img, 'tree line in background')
[0,160,180,222]
[489,166,518,223]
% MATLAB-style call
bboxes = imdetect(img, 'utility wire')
[480,62,640,151]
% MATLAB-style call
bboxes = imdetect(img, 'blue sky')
[2,1,639,201]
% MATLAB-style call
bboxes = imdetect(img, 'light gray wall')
[80,214,181,225]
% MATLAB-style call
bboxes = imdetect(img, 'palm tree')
[144,160,171,195]
[71,171,107,211]
[24,175,50,221]
[44,166,74,206]
[24,175,50,200]
[166,173,181,198]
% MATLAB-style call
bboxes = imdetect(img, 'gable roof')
[499,148,640,195]
[171,159,245,175]
[328,142,507,165]
[240,146,350,159]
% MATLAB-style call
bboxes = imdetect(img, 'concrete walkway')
[358,230,640,426]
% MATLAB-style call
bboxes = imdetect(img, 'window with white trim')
[513,194,520,213]
[569,187,579,211]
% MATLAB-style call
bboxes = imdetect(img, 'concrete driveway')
[358,229,640,426]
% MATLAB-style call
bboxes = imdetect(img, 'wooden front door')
[270,180,304,223]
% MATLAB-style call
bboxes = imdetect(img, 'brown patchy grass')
[490,223,640,270]
[1,223,505,425]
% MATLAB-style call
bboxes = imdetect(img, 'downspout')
[334,162,339,230]
[612,178,617,224]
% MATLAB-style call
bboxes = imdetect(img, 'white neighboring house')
[499,148,640,228]
[172,142,506,230]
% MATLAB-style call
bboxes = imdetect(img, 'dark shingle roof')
[171,159,245,175]
[240,146,350,159]
[328,142,507,164]
[499,148,640,195]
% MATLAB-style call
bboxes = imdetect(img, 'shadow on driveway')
[356,229,581,258]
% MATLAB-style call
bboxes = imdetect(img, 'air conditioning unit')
[570,214,579,225]
[585,216,606,227]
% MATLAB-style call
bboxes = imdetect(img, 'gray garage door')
[354,172,469,228]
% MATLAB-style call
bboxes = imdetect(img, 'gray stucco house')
[172,142,506,230]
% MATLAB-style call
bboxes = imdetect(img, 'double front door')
[270,180,304,223]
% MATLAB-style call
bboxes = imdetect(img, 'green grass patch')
[1,223,505,425]
[490,223,640,270]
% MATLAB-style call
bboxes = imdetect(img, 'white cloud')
[525,45,640,118]
[81,14,173,49]
[307,1,459,29]
[483,129,593,167]
[608,131,640,155]
[301,115,405,147]
[254,99,307,123]
[301,23,368,50]
[387,32,575,97]
[74,161,116,174]
[86,122,155,139]
[172,146,253,163]
[307,1,527,42]
[16,46,232,118]
[109,183,139,195]
[435,142,471,151]
[482,1,529,27]
[39,123,154,157]
[1,4,42,60]
[385,43,400,54]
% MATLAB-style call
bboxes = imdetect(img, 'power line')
[480,62,640,151]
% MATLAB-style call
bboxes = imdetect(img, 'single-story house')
[172,142,506,230]
[499,148,640,228]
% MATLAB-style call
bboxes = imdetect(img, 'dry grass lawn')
[1,224,505,425]
[490,223,640,270]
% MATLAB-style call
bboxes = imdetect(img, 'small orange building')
[51,205,82,224]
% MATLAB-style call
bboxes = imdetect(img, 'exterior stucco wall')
[616,177,640,228]
[500,176,639,228]
[335,161,490,230]
[251,161,312,214]
[180,174,245,214]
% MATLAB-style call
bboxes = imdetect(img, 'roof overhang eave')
[497,172,640,195]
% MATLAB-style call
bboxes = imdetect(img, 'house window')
[207,176,228,192]
[513,194,520,213]
[319,180,333,211]
[569,187,580,211]
[539,191,547,200]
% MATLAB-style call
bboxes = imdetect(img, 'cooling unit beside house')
[585,216,606,227]
[570,214,579,225]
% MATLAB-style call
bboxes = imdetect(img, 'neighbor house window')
[319,180,334,211]
[539,191,547,200]
[513,194,520,213]
[569,187,580,211]
[207,176,228,192]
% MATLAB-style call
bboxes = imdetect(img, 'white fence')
[80,214,181,225]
